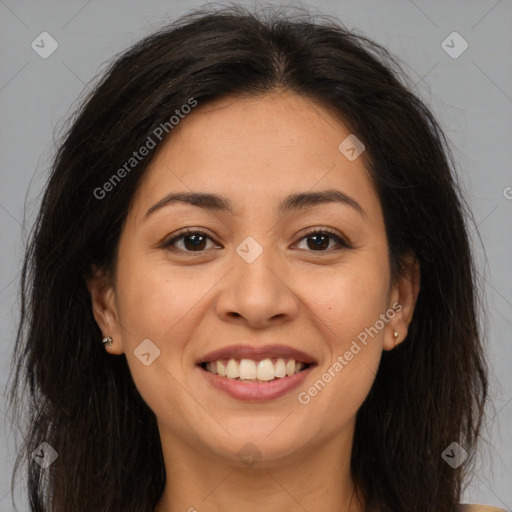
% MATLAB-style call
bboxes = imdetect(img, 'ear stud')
[101,336,113,348]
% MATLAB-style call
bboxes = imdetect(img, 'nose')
[214,241,299,329]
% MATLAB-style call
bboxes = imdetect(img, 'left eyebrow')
[143,188,366,220]
[278,189,366,218]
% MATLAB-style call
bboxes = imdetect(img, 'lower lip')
[198,365,315,401]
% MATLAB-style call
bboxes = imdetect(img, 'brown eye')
[296,229,352,251]
[163,230,219,253]
[161,227,352,255]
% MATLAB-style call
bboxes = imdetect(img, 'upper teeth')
[204,358,306,381]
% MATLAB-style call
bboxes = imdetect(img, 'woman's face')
[89,91,418,467]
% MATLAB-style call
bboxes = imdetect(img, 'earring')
[393,330,399,348]
[102,336,113,348]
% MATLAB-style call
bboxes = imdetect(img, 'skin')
[88,91,420,512]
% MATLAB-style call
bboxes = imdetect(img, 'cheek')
[299,258,390,350]
[113,256,213,436]
[292,259,389,423]
[292,258,389,416]
[115,253,199,343]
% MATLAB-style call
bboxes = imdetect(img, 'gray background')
[1,0,511,510]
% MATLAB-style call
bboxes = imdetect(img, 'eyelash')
[160,227,352,254]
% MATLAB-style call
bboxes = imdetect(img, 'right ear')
[85,266,125,355]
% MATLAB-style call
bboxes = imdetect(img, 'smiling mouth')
[200,358,313,382]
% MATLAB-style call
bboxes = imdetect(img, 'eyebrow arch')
[143,188,366,220]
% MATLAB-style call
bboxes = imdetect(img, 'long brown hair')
[7,4,488,511]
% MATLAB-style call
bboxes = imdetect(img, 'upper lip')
[198,344,317,365]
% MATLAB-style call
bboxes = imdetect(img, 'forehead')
[128,91,380,221]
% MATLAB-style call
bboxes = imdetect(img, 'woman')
[7,4,501,512]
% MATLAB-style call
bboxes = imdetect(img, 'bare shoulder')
[459,504,508,512]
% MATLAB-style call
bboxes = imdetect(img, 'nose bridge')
[234,233,283,300]
[215,232,298,326]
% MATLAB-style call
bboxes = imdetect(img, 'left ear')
[384,254,421,351]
